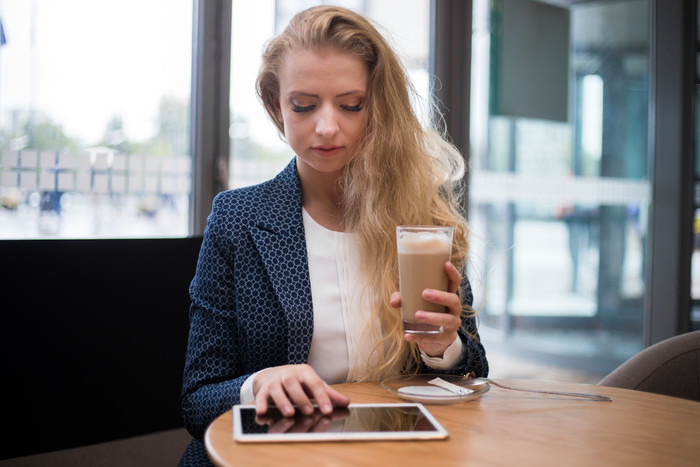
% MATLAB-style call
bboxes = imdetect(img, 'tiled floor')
[479,327,621,385]
[484,344,605,384]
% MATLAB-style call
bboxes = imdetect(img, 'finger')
[305,381,350,416]
[267,381,299,417]
[421,288,462,317]
[253,368,276,415]
[255,386,272,415]
[444,262,462,294]
[409,307,461,353]
[389,291,401,308]
[300,377,337,415]
[278,374,315,415]
[301,369,351,415]
[414,310,460,329]
[326,386,351,408]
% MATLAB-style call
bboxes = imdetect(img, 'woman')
[179,5,487,464]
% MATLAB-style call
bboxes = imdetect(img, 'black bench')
[0,237,202,462]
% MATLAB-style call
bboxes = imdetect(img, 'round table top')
[205,379,700,466]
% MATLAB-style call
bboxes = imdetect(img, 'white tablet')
[232,402,448,443]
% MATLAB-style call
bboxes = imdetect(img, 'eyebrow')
[288,90,365,98]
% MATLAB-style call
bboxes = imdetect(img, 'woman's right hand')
[253,364,350,417]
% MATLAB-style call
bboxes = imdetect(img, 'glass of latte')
[396,226,453,334]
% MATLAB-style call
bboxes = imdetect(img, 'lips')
[312,145,342,157]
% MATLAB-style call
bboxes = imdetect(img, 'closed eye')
[292,104,315,113]
[341,104,363,112]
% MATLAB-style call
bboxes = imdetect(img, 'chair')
[0,428,192,467]
[599,330,700,402]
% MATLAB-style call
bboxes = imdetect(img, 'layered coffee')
[396,226,453,334]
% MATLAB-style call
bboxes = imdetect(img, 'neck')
[298,166,344,232]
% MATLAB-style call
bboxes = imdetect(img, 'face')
[275,48,368,184]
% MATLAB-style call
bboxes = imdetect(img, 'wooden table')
[205,379,700,466]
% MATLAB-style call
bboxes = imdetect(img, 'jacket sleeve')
[179,194,248,441]
[421,278,489,377]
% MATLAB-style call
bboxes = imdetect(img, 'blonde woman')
[180,5,487,464]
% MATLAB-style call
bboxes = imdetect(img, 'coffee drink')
[396,226,453,334]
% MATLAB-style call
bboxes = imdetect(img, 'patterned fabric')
[178,439,213,467]
[179,159,488,465]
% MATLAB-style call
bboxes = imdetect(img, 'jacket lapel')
[248,160,314,364]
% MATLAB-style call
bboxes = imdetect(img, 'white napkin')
[397,377,474,397]
[427,377,473,396]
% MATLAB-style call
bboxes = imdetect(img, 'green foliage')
[0,111,79,153]
[1,95,190,158]
[127,95,190,157]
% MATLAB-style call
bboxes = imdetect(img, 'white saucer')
[381,374,489,404]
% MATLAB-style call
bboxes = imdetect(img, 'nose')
[315,106,339,138]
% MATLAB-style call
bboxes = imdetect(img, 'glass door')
[470,0,651,380]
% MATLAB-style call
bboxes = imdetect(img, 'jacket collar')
[248,159,314,364]
[254,160,304,234]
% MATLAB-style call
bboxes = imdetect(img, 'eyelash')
[291,104,363,113]
[292,105,314,113]
[342,104,363,112]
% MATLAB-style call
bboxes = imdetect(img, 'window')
[469,0,651,380]
[0,0,193,238]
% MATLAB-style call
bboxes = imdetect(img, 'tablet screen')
[233,403,448,443]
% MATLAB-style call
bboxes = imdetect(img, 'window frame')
[644,0,697,343]
[190,0,232,235]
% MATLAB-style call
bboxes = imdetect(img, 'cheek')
[282,118,306,149]
[347,119,366,145]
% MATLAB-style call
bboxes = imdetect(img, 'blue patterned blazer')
[179,159,488,452]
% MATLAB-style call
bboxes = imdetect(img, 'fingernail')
[322,403,332,414]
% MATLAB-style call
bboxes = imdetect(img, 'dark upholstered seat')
[0,428,192,467]
[1,238,202,461]
[599,330,700,402]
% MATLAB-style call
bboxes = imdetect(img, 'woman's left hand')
[390,261,463,358]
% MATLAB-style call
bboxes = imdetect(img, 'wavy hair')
[256,5,470,380]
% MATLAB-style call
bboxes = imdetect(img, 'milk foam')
[397,231,451,254]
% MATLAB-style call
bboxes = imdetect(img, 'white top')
[303,208,388,383]
[239,210,462,403]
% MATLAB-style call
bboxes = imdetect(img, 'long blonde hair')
[257,6,470,380]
